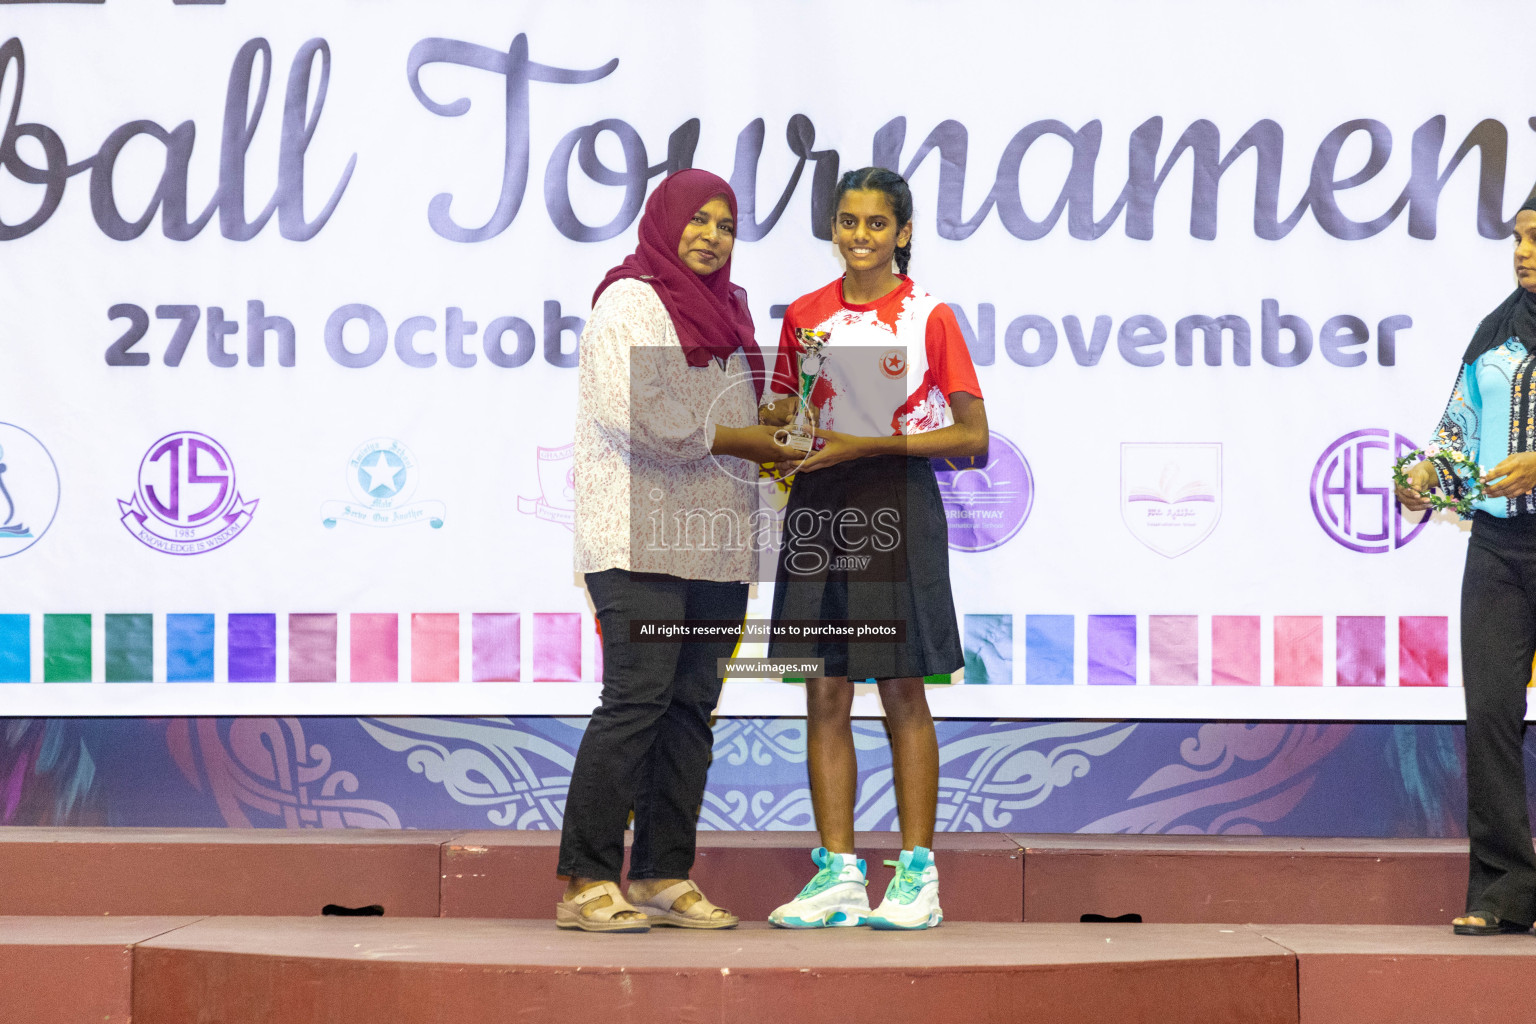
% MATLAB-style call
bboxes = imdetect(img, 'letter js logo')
[119,431,257,555]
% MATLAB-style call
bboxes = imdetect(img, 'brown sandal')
[631,880,738,929]
[556,881,650,933]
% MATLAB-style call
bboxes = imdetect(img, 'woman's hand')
[758,397,819,429]
[1483,452,1536,498]
[1395,460,1439,512]
[758,398,796,427]
[712,424,801,465]
[794,430,871,473]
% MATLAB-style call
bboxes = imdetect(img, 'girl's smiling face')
[833,189,911,276]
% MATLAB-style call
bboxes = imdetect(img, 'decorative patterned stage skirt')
[768,454,964,681]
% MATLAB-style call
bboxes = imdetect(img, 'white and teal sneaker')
[867,846,942,930]
[768,848,870,928]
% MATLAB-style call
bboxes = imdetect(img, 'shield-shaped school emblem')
[1120,443,1221,558]
[517,442,576,530]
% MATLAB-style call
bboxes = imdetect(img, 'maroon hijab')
[593,169,764,397]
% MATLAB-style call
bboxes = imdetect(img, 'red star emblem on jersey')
[881,349,906,378]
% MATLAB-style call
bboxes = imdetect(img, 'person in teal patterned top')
[1398,195,1536,936]
[1423,339,1536,516]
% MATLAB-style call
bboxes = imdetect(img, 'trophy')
[774,329,831,453]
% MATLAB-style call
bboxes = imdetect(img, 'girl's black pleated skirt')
[768,455,964,681]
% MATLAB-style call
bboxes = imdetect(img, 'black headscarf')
[1464,195,1536,364]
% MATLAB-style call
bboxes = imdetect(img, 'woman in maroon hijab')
[557,170,793,931]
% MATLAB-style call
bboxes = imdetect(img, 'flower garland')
[1391,445,1488,516]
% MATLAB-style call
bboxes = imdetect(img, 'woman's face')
[677,196,735,276]
[1516,210,1536,293]
[833,189,911,275]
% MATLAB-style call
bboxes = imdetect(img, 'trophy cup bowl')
[774,329,831,454]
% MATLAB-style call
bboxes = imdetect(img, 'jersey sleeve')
[1429,361,1481,508]
[926,304,983,400]
[767,315,802,398]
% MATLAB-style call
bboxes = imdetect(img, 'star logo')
[359,451,405,498]
[325,438,445,530]
[881,349,906,378]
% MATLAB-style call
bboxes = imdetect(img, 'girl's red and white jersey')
[770,275,983,438]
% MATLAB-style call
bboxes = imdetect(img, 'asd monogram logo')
[1120,443,1222,558]
[322,438,445,530]
[0,423,60,559]
[119,431,257,555]
[1311,428,1428,554]
[933,431,1033,553]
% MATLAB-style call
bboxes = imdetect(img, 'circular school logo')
[880,349,907,378]
[352,439,416,508]
[119,431,258,555]
[933,431,1033,552]
[1310,428,1429,554]
[323,438,445,529]
[0,423,60,559]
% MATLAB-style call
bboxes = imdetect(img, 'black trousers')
[557,568,748,883]
[1462,511,1536,925]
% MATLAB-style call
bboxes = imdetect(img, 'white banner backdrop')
[0,0,1527,718]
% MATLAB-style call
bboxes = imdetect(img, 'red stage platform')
[130,919,1296,1024]
[1014,834,1468,924]
[0,827,449,917]
[1254,924,1536,1024]
[5,916,1535,1024]
[0,827,1522,1023]
[0,827,1469,925]
[0,916,198,1024]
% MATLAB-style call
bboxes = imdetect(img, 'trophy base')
[777,431,814,454]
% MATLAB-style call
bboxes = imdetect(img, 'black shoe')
[1453,911,1530,936]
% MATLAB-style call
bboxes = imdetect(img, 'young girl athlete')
[762,167,988,930]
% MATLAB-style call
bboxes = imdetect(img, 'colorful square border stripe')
[0,613,1457,686]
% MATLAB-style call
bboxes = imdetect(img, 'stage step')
[1255,924,1536,1024]
[0,827,449,917]
[130,919,1294,1024]
[0,916,201,1024]
[9,916,1535,1024]
[0,827,1475,926]
[1013,834,1467,924]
